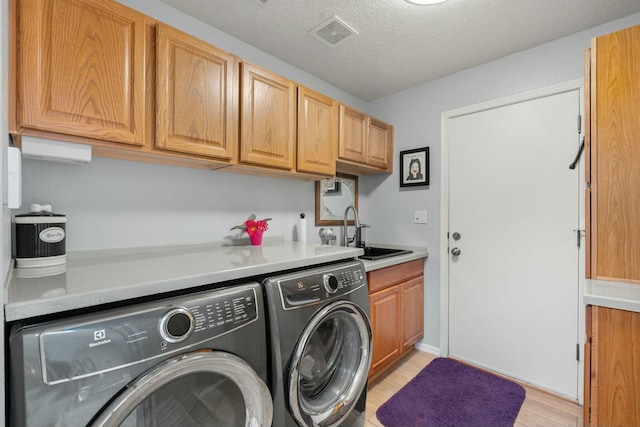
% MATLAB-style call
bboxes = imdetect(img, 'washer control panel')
[38,284,259,384]
[277,261,366,310]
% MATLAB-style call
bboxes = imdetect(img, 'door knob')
[451,247,461,256]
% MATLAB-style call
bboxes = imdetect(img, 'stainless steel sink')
[358,246,413,261]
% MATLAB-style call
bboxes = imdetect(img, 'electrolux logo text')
[89,329,112,348]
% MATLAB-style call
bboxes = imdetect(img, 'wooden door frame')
[439,79,586,404]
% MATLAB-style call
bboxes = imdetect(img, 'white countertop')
[584,279,640,313]
[4,238,428,322]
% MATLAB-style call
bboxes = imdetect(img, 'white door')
[447,88,581,398]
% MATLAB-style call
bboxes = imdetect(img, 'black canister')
[15,204,67,268]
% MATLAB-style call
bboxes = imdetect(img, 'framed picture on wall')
[400,147,429,187]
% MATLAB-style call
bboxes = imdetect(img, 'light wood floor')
[365,350,583,427]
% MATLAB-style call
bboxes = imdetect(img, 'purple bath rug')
[376,357,526,427]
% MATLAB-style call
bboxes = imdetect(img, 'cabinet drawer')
[368,259,423,293]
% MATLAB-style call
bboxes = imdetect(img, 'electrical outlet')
[414,210,427,224]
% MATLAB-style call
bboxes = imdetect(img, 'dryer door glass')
[289,301,372,427]
[90,351,272,427]
[120,371,245,426]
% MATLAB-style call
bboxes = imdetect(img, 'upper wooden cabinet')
[10,0,146,146]
[338,105,393,174]
[586,24,640,283]
[9,0,344,177]
[156,24,238,161]
[339,106,367,164]
[240,62,296,170]
[297,86,338,176]
[368,118,393,170]
[240,63,338,176]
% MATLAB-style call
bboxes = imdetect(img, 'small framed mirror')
[315,173,358,226]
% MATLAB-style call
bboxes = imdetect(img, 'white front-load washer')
[8,282,272,427]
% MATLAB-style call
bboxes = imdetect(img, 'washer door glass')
[90,351,272,427]
[289,301,372,427]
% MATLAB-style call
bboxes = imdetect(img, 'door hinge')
[576,343,580,361]
[573,228,585,248]
[578,115,582,134]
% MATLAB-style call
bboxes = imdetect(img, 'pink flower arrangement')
[230,213,272,237]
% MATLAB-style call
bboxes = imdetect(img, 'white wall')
[363,13,640,350]
[22,157,317,249]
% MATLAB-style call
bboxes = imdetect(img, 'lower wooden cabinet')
[401,276,424,349]
[370,284,402,373]
[584,305,640,426]
[368,259,424,379]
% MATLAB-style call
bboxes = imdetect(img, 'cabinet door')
[369,285,402,376]
[156,24,238,161]
[401,276,424,350]
[589,306,640,426]
[297,86,338,176]
[368,118,393,172]
[14,0,146,146]
[338,105,367,163]
[240,62,295,170]
[592,25,640,282]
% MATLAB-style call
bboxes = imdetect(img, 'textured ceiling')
[158,0,640,101]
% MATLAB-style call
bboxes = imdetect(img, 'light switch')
[414,210,427,224]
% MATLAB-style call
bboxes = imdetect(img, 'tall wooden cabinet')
[10,0,147,146]
[367,259,424,379]
[586,24,640,283]
[585,306,640,426]
[584,24,640,427]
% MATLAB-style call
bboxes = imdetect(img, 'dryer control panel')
[277,261,367,310]
[37,284,259,384]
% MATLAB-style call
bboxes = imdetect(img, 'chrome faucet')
[343,205,370,248]
[343,205,360,247]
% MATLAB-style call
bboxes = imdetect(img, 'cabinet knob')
[451,247,461,256]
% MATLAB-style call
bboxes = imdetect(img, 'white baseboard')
[415,341,440,356]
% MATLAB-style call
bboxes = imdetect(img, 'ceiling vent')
[310,15,358,47]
